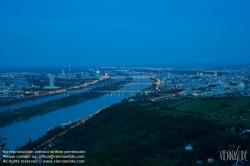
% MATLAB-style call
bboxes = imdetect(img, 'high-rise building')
[218,80,225,88]
[81,72,89,79]
[68,63,71,74]
[60,70,66,78]
[49,74,54,87]
[95,69,102,78]
[44,74,56,89]
[70,73,76,79]
[238,82,245,91]
[209,76,212,83]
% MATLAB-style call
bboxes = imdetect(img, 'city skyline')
[1,1,250,164]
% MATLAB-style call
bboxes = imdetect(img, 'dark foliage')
[44,100,250,166]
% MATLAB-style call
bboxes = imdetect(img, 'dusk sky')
[1,0,250,67]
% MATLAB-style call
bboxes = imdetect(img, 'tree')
[0,134,7,162]
[237,109,244,114]
[237,122,245,130]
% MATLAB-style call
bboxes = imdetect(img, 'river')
[0,75,122,112]
[0,74,150,150]
[0,84,112,113]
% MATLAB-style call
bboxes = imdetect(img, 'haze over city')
[1,0,250,67]
[1,1,250,165]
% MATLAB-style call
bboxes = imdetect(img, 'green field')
[148,96,250,125]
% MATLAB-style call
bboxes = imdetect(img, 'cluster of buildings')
[0,68,105,102]
[53,68,102,79]
[44,69,103,89]
[0,72,40,100]
[157,68,250,97]
[0,80,24,98]
[1,66,250,103]
[57,70,90,79]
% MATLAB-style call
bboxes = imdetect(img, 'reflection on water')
[0,74,151,150]
[0,85,107,113]
[0,73,125,112]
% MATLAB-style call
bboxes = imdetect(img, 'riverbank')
[0,78,107,108]
[0,77,132,127]
[18,96,250,165]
